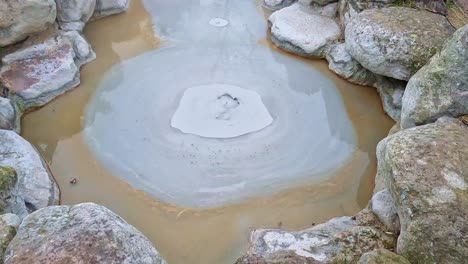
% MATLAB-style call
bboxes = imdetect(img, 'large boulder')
[4,203,166,264]
[0,98,20,132]
[245,215,395,263]
[56,0,97,31]
[325,43,405,121]
[0,130,59,219]
[401,24,468,129]
[345,7,455,81]
[93,0,130,19]
[0,214,20,260]
[0,31,95,111]
[0,0,56,47]
[269,3,341,57]
[377,120,468,263]
[358,248,411,264]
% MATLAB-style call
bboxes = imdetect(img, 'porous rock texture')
[269,2,341,57]
[401,24,468,129]
[377,120,468,263]
[56,0,97,31]
[0,130,59,219]
[0,0,56,47]
[325,43,405,121]
[0,31,95,111]
[0,214,20,260]
[3,203,166,264]
[345,7,455,81]
[93,0,130,19]
[358,248,411,264]
[243,213,396,263]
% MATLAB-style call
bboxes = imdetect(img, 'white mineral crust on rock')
[171,84,273,138]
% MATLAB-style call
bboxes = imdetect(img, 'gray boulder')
[4,203,166,264]
[247,216,395,263]
[345,7,455,80]
[93,0,130,19]
[0,31,95,111]
[0,98,20,133]
[0,214,20,261]
[269,2,341,57]
[358,249,411,264]
[0,130,59,219]
[56,0,97,31]
[370,189,399,232]
[401,24,468,129]
[0,0,56,47]
[264,0,298,10]
[377,120,468,263]
[325,43,405,121]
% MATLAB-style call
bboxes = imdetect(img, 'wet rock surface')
[325,43,405,121]
[401,24,468,128]
[377,120,468,263]
[56,0,97,31]
[0,130,59,219]
[269,3,341,57]
[93,0,130,19]
[0,31,95,110]
[0,98,20,132]
[0,0,56,47]
[246,215,395,263]
[345,7,455,80]
[4,203,166,264]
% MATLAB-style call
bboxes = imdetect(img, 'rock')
[358,248,411,264]
[4,203,167,264]
[0,98,20,132]
[93,0,130,19]
[400,24,468,129]
[0,0,56,47]
[377,121,468,263]
[0,130,59,219]
[345,7,455,80]
[337,0,397,29]
[307,0,339,7]
[264,0,298,10]
[370,189,399,232]
[0,31,95,111]
[235,250,321,264]
[325,43,405,121]
[0,214,20,260]
[248,216,395,263]
[56,0,97,31]
[269,3,342,57]
[416,0,447,15]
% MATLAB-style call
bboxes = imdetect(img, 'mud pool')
[21,0,394,263]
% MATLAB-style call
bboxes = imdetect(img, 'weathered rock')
[4,203,166,264]
[248,216,395,263]
[93,0,130,19]
[0,31,95,110]
[337,0,397,29]
[358,248,411,264]
[269,3,342,57]
[401,24,468,129]
[264,0,298,10]
[307,0,339,7]
[416,0,447,15]
[370,189,399,232]
[56,0,97,31]
[0,130,59,219]
[235,250,321,264]
[0,214,20,260]
[0,0,56,47]
[0,98,20,132]
[325,43,405,121]
[377,121,468,263]
[345,7,455,80]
